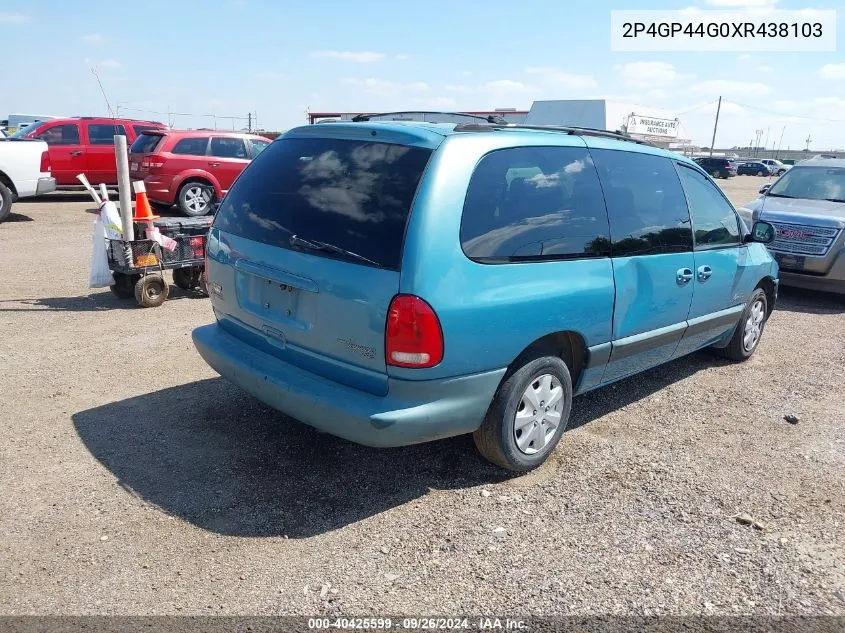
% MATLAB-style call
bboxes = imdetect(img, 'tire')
[172,267,200,291]
[109,272,140,299]
[177,181,215,217]
[473,353,573,472]
[778,169,786,176]
[134,274,169,308]
[716,288,768,361]
[0,182,12,223]
[711,170,721,179]
[757,170,765,176]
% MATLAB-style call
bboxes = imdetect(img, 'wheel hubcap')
[743,299,765,351]
[513,374,563,455]
[184,186,209,213]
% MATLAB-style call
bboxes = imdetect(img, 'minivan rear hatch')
[207,125,440,396]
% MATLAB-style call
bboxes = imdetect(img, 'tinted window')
[87,124,126,145]
[676,164,741,248]
[133,124,161,135]
[172,137,209,156]
[591,149,692,257]
[36,124,80,145]
[210,137,248,159]
[214,137,432,270]
[251,139,270,157]
[129,133,164,154]
[460,146,609,262]
[767,165,845,202]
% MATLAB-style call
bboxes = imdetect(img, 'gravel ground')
[1,176,843,617]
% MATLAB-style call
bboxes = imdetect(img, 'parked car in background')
[0,137,56,222]
[193,120,780,471]
[128,130,272,216]
[737,161,772,176]
[694,157,736,179]
[760,159,789,176]
[738,158,845,294]
[12,117,167,187]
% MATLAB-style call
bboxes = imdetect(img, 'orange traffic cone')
[132,180,159,221]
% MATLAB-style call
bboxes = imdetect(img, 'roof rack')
[350,111,509,124]
[452,123,656,146]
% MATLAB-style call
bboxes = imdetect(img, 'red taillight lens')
[385,294,443,368]
[141,155,165,173]
[39,151,50,173]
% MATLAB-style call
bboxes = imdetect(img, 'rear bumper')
[192,323,506,448]
[36,177,56,195]
[141,175,177,204]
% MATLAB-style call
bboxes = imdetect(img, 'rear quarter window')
[171,137,209,156]
[213,137,432,270]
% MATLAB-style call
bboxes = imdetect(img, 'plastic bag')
[146,226,178,253]
[99,200,124,240]
[89,215,114,288]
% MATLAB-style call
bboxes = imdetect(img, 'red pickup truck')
[13,116,167,187]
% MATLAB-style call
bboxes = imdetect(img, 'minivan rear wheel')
[177,181,214,217]
[473,353,573,471]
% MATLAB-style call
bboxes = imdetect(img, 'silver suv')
[739,158,845,295]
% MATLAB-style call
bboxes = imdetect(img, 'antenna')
[91,65,115,119]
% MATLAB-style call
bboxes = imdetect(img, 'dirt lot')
[1,175,843,617]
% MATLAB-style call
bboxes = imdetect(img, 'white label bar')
[610,9,836,52]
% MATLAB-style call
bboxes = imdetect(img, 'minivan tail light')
[385,295,443,368]
[141,156,165,172]
[39,151,50,173]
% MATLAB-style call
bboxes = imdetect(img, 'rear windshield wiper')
[289,235,381,267]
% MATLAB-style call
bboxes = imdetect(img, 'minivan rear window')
[129,133,163,154]
[213,137,432,270]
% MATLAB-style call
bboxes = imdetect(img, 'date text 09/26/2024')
[308,618,528,630]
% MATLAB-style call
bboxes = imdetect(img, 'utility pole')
[708,96,722,158]
[775,126,785,160]
[248,112,252,133]
[763,126,770,158]
[805,134,812,151]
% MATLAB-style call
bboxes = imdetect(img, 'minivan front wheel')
[473,354,573,471]
[177,181,214,217]
[717,288,768,361]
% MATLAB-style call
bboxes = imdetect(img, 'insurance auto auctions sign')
[628,115,679,138]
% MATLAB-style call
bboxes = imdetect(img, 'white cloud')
[0,12,28,23]
[738,54,752,61]
[395,54,409,61]
[256,71,285,80]
[311,50,384,63]
[691,79,772,98]
[758,65,774,73]
[819,63,845,80]
[615,61,695,89]
[526,67,598,91]
[483,79,533,93]
[99,59,121,69]
[341,77,429,96]
[704,0,779,6]
[410,96,458,109]
[81,33,103,42]
[445,84,473,93]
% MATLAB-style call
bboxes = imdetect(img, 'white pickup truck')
[0,137,56,222]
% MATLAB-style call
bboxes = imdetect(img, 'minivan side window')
[87,124,126,145]
[460,146,610,262]
[676,163,741,249]
[210,137,248,159]
[36,124,80,145]
[172,137,209,156]
[590,149,692,257]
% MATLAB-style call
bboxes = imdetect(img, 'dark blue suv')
[193,120,779,471]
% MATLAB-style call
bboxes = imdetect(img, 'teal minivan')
[193,119,779,471]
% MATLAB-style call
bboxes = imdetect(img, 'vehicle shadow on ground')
[71,353,711,539]
[2,212,34,222]
[774,287,844,315]
[0,289,205,312]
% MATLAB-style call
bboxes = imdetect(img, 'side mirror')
[759,184,772,194]
[746,220,775,244]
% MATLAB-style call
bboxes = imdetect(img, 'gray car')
[738,158,845,295]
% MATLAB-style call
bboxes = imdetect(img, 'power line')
[723,99,845,124]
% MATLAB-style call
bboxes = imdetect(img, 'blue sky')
[2,0,845,149]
